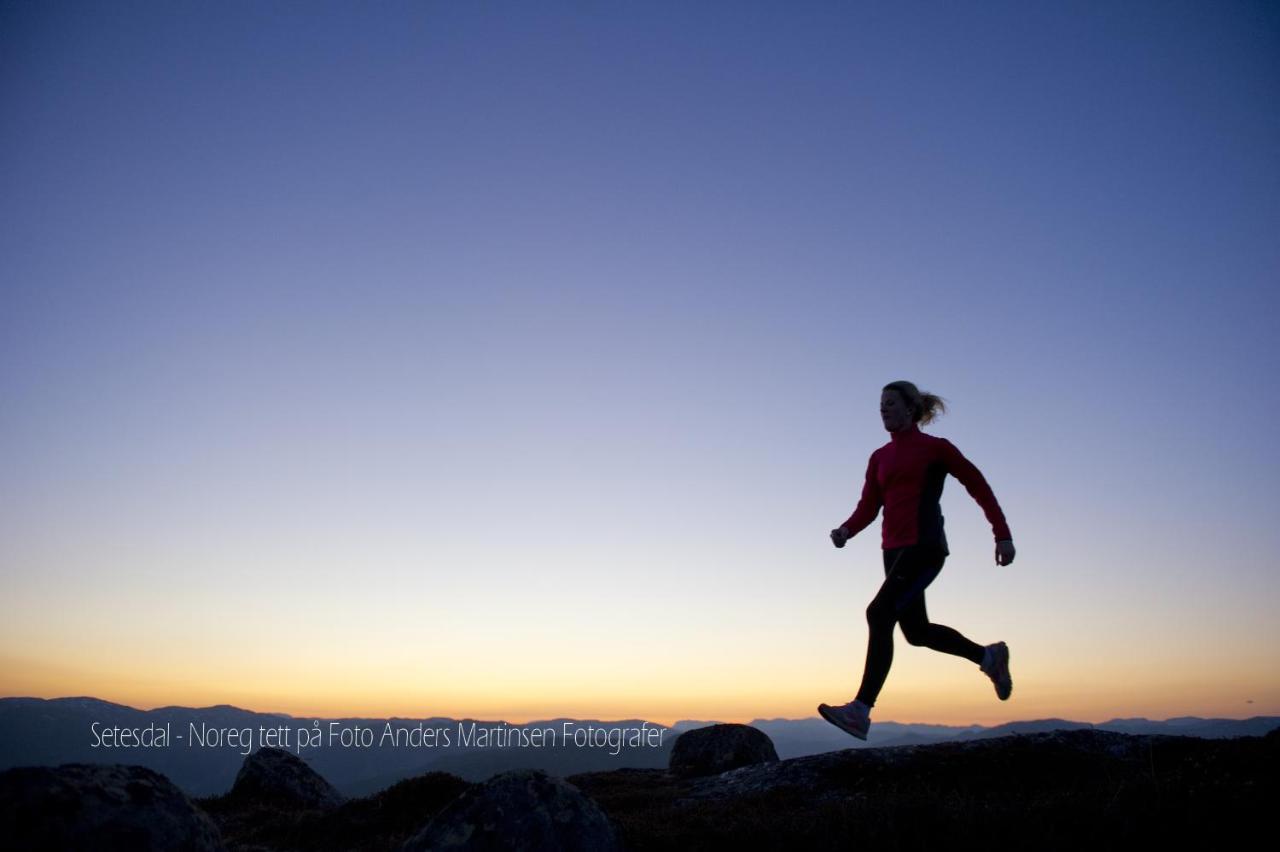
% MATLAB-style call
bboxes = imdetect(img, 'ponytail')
[883,380,948,426]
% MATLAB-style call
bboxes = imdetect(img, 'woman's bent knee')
[901,628,929,647]
[866,599,895,629]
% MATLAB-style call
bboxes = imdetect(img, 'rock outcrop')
[668,722,779,778]
[200,768,469,851]
[229,747,344,810]
[401,768,620,852]
[0,762,224,851]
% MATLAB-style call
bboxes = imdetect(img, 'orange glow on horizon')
[4,648,1276,730]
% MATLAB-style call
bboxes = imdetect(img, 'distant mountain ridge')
[2,696,1276,797]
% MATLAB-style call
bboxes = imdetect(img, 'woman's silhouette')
[818,380,1015,741]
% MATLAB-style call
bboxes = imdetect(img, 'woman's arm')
[939,438,1012,543]
[833,451,883,546]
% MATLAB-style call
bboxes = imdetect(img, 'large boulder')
[0,762,224,851]
[401,768,620,851]
[229,747,343,810]
[669,723,779,778]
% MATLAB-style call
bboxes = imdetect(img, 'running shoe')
[818,700,870,741]
[981,641,1013,700]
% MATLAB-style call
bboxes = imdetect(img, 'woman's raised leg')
[897,588,986,664]
[854,545,958,708]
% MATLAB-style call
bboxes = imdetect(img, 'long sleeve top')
[839,423,1011,554]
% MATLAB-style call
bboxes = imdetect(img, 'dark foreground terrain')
[2,725,1274,850]
[572,726,1276,850]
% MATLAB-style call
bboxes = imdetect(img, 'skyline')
[2,1,1278,728]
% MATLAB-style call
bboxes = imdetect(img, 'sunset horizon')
[7,659,1276,729]
[8,690,1277,732]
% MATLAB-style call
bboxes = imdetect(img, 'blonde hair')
[883,380,948,426]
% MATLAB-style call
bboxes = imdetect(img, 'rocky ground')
[2,723,1274,850]
[572,725,1277,850]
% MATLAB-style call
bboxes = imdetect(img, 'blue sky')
[2,1,1277,723]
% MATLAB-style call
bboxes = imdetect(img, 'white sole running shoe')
[818,701,870,741]
[982,642,1013,700]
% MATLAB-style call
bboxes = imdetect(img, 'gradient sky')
[2,1,1278,727]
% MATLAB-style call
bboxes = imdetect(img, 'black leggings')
[855,543,985,708]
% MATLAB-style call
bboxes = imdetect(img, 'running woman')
[818,380,1016,741]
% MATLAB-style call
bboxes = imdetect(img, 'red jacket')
[840,423,1011,553]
